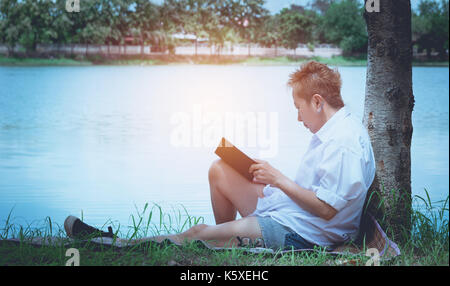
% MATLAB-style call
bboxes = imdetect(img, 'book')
[214,137,257,182]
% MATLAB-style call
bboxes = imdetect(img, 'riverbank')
[0,191,448,266]
[1,55,448,67]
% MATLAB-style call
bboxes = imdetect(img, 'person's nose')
[297,111,303,122]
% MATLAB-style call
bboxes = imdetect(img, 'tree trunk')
[195,39,198,57]
[426,47,432,60]
[141,37,144,58]
[363,0,414,243]
[7,45,13,57]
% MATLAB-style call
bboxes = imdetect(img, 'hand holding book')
[249,158,286,188]
[214,137,285,187]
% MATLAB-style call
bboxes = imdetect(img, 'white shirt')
[250,106,376,247]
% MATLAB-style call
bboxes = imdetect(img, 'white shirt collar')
[313,106,350,143]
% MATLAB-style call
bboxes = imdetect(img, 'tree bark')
[195,39,198,57]
[7,45,13,57]
[363,0,414,243]
[141,37,144,58]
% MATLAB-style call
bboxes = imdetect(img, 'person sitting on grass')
[65,61,376,251]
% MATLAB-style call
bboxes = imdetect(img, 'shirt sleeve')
[311,142,365,212]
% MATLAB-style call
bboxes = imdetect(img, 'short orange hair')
[287,61,344,109]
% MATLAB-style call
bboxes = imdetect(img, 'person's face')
[292,88,323,133]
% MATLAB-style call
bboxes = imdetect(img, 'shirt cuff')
[263,184,277,197]
[314,187,348,212]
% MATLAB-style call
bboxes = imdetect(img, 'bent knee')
[208,159,223,183]
[187,224,208,237]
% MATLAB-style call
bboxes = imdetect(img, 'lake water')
[0,65,448,233]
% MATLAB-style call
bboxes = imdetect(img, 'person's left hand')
[249,159,286,187]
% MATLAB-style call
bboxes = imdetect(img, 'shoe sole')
[64,215,79,238]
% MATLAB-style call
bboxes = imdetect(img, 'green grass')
[0,55,92,66]
[239,56,449,67]
[99,59,162,66]
[411,60,450,67]
[1,55,448,67]
[238,55,368,66]
[0,203,367,266]
[0,191,448,266]
[389,190,449,265]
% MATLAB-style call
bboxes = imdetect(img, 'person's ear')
[318,102,324,113]
[312,94,324,112]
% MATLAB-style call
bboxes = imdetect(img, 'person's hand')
[248,159,286,187]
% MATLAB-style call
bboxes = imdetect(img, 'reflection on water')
[0,65,448,230]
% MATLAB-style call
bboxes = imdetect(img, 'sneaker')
[236,236,265,248]
[64,215,114,239]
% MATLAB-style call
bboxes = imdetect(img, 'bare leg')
[154,216,262,248]
[131,160,266,248]
[208,159,265,224]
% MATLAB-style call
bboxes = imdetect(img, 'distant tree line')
[0,0,448,59]
[413,0,449,60]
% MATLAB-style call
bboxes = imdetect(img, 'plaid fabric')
[330,215,401,259]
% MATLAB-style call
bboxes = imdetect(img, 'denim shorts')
[256,215,317,251]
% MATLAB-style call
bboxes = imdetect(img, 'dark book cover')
[214,137,257,182]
